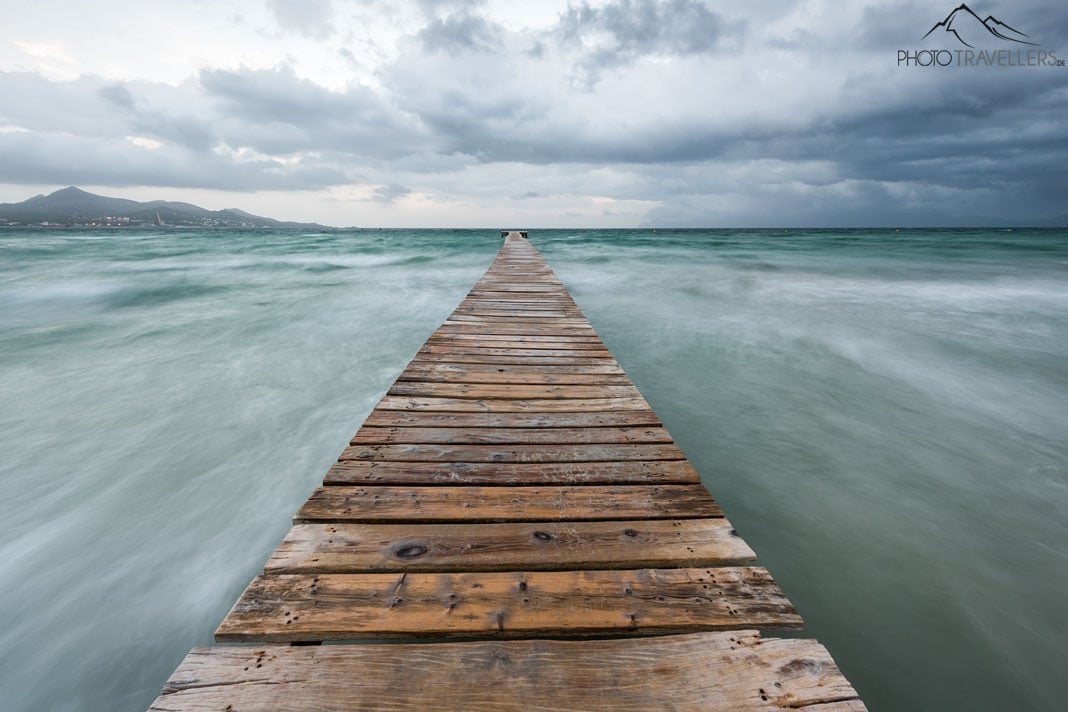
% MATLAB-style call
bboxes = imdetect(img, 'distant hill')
[0,187,326,228]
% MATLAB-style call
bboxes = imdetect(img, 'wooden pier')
[150,232,864,710]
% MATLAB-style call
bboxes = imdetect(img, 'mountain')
[0,187,326,228]
[922,3,1037,48]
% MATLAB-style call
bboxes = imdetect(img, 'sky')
[1,0,1066,227]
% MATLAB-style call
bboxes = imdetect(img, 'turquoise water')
[1,228,1066,710]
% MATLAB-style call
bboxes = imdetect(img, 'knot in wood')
[532,531,554,541]
[394,544,429,559]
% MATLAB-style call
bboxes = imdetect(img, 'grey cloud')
[0,131,346,191]
[557,0,735,84]
[98,84,136,111]
[371,184,412,203]
[198,66,424,158]
[418,12,500,53]
[267,0,336,40]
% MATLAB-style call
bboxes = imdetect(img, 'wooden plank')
[338,443,687,463]
[410,354,619,365]
[429,330,598,338]
[417,346,613,358]
[350,426,675,445]
[438,323,598,336]
[295,484,721,522]
[151,632,864,711]
[396,369,633,385]
[450,310,582,319]
[360,410,662,428]
[215,567,799,642]
[387,383,638,399]
[401,362,624,375]
[264,519,753,573]
[425,338,607,350]
[446,314,592,324]
[457,301,580,310]
[324,459,701,485]
[374,395,653,411]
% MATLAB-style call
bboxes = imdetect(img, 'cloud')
[418,12,500,53]
[98,84,136,111]
[556,0,735,85]
[197,65,425,158]
[371,184,412,203]
[0,130,346,190]
[2,1,1067,226]
[267,0,336,40]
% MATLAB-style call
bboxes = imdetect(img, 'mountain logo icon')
[923,4,1038,48]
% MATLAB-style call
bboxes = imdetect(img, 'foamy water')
[1,228,1066,711]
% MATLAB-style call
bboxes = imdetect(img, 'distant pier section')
[149,231,865,710]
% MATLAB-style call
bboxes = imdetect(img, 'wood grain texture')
[324,459,701,485]
[349,426,674,445]
[339,443,687,463]
[387,383,638,400]
[360,410,662,428]
[438,323,598,336]
[151,632,864,711]
[264,519,754,574]
[216,567,800,641]
[401,362,628,379]
[397,368,633,385]
[295,484,721,522]
[374,395,653,411]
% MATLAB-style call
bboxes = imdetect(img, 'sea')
[0,227,1065,711]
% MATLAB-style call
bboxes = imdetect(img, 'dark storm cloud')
[557,0,735,83]
[198,66,424,158]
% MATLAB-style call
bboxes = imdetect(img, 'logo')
[922,4,1035,48]
[898,4,1064,67]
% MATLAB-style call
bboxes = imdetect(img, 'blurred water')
[1,227,1066,711]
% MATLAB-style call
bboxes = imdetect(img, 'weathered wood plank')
[401,362,624,375]
[324,459,701,485]
[397,368,633,385]
[295,484,720,522]
[387,383,639,399]
[438,323,598,336]
[216,567,799,642]
[417,346,613,358]
[374,395,652,411]
[361,410,661,428]
[422,335,598,345]
[350,426,674,445]
[456,301,580,311]
[151,632,864,711]
[410,354,620,365]
[450,310,582,320]
[264,519,753,573]
[425,337,607,350]
[446,314,592,324]
[338,443,687,463]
